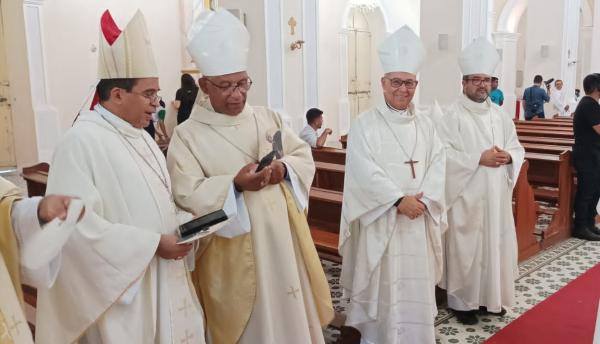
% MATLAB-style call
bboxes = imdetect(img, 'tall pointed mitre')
[97,10,158,79]
[458,37,500,76]
[378,25,426,74]
[186,8,250,76]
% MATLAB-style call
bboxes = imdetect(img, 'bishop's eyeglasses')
[383,78,419,90]
[464,77,492,86]
[205,77,254,95]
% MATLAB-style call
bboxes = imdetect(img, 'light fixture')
[290,40,305,51]
[348,0,379,13]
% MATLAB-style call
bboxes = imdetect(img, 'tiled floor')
[322,238,600,343]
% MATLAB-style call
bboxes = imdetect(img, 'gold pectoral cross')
[405,159,419,179]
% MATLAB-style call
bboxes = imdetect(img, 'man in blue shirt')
[489,77,504,106]
[522,75,551,120]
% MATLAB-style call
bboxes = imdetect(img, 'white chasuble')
[436,95,525,313]
[167,101,333,344]
[340,103,446,344]
[37,106,205,344]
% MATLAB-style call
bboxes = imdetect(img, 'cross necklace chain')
[376,108,420,179]
[204,112,262,161]
[98,113,173,201]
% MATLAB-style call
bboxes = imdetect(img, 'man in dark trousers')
[573,73,600,241]
[522,75,550,120]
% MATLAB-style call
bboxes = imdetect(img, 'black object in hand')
[256,151,277,172]
[179,209,228,239]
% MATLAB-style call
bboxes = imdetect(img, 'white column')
[461,0,491,48]
[303,0,318,112]
[23,0,60,163]
[493,31,519,118]
[264,0,285,114]
[337,30,351,136]
[590,0,600,72]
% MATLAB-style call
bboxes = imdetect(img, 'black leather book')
[178,209,228,243]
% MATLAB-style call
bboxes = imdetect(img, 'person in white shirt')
[551,79,571,117]
[299,108,332,148]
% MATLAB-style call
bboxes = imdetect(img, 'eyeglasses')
[465,77,492,86]
[130,91,162,104]
[383,78,419,90]
[205,77,253,95]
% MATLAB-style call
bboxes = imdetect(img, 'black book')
[177,209,228,244]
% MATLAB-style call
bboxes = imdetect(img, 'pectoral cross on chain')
[405,159,419,179]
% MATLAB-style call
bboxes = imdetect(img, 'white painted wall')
[419,0,463,106]
[40,0,184,133]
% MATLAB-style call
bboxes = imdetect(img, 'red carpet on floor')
[486,262,600,343]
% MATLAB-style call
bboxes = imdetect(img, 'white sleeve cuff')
[12,197,63,288]
[215,184,251,238]
[283,162,308,212]
[421,196,441,226]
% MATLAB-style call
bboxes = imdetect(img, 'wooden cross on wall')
[288,17,297,35]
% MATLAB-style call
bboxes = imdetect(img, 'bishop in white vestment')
[35,10,205,344]
[437,37,525,325]
[550,79,571,117]
[167,9,333,344]
[339,26,446,344]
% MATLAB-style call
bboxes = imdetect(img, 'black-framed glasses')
[465,77,492,86]
[205,77,253,95]
[130,91,162,104]
[383,78,419,90]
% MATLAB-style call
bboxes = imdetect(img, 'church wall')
[219,0,268,109]
[419,0,463,106]
[40,0,184,133]
[2,0,39,167]
[523,0,567,99]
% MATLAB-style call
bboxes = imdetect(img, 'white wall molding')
[302,0,319,114]
[22,1,59,162]
[264,0,285,112]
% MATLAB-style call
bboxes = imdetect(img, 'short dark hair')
[533,75,543,84]
[491,77,498,82]
[96,78,139,102]
[583,73,600,95]
[306,108,323,124]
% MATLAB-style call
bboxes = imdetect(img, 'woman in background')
[173,73,199,124]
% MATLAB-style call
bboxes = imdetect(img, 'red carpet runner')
[486,262,600,343]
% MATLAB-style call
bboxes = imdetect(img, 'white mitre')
[378,25,426,74]
[186,8,250,76]
[458,37,500,76]
[97,10,158,79]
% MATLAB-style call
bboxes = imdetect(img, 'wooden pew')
[515,125,573,132]
[524,151,573,247]
[311,147,346,165]
[308,187,343,263]
[513,160,540,260]
[21,163,49,197]
[516,128,574,139]
[515,119,572,128]
[518,136,574,146]
[313,161,344,192]
[522,143,571,155]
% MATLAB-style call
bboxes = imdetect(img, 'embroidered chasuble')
[167,100,334,344]
[37,106,205,344]
[339,103,446,344]
[436,95,525,313]
[0,178,33,344]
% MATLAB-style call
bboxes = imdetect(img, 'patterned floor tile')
[322,238,600,343]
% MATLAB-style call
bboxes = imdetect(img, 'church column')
[264,0,285,115]
[23,0,60,163]
[590,0,600,73]
[493,32,519,117]
[461,0,492,47]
